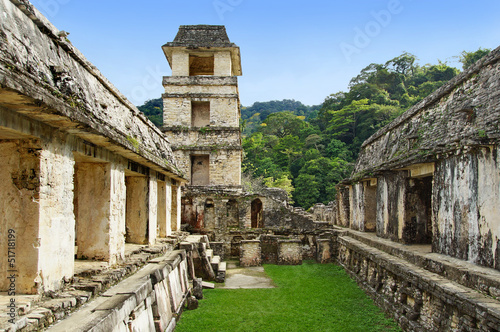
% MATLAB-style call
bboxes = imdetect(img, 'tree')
[264,175,295,201]
[459,48,491,70]
[293,174,320,209]
[261,111,306,138]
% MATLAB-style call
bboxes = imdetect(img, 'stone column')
[171,185,181,232]
[0,140,43,294]
[148,173,158,245]
[75,162,113,261]
[126,176,149,244]
[38,139,77,292]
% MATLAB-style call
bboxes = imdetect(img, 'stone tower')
[161,25,242,189]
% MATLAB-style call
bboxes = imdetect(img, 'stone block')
[277,240,302,265]
[240,240,262,267]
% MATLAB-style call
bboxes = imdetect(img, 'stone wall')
[163,128,240,150]
[310,202,337,224]
[336,233,500,332]
[240,240,261,267]
[277,240,302,265]
[162,77,240,128]
[433,147,500,269]
[48,250,191,332]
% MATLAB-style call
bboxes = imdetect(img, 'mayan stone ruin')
[0,0,499,331]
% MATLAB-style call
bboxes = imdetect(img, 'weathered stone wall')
[163,128,240,150]
[162,77,240,128]
[48,250,191,332]
[375,172,407,243]
[350,182,376,232]
[240,240,261,267]
[336,185,350,228]
[433,147,500,269]
[277,240,302,265]
[0,139,42,294]
[337,234,500,332]
[171,148,242,187]
[310,202,337,224]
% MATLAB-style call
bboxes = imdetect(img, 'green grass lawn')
[176,261,402,332]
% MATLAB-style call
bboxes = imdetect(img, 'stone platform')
[0,236,188,332]
[335,227,500,331]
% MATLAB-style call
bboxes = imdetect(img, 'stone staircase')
[180,235,226,283]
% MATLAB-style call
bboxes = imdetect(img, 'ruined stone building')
[310,46,500,331]
[160,26,322,257]
[1,0,500,331]
[0,1,199,330]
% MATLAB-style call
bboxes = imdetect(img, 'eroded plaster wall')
[336,186,350,228]
[433,147,500,269]
[148,172,159,245]
[0,140,41,294]
[125,176,149,244]
[375,172,406,243]
[158,179,172,238]
[75,162,113,261]
[109,161,126,263]
[38,135,76,293]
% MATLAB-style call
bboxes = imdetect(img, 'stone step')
[202,281,215,289]
[210,255,221,273]
[206,249,213,261]
[344,229,500,298]
[215,261,226,283]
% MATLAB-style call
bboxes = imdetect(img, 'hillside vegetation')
[138,49,490,210]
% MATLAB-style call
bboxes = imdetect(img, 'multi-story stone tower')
[161,25,242,189]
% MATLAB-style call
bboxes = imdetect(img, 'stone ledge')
[162,76,238,86]
[344,229,500,299]
[162,92,239,99]
[337,235,500,330]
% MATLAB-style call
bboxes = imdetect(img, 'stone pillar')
[171,185,181,232]
[109,162,126,263]
[433,148,500,268]
[126,176,149,244]
[350,180,377,232]
[0,140,43,294]
[38,139,76,292]
[336,185,350,228]
[148,173,158,245]
[75,162,114,261]
[158,178,172,238]
[376,172,407,242]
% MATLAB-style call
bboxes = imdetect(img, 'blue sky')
[29,0,500,107]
